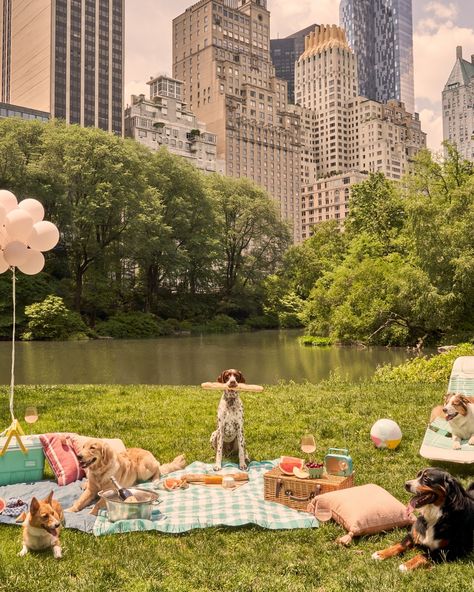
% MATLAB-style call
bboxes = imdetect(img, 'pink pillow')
[307,484,414,545]
[39,433,85,486]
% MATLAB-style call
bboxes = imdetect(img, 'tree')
[34,123,147,310]
[207,175,291,297]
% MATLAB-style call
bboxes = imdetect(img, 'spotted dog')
[210,369,249,471]
[372,468,474,572]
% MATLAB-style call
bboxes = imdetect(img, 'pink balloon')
[3,240,28,266]
[0,190,18,213]
[5,209,34,242]
[0,251,9,273]
[17,249,45,275]
[27,221,59,252]
[18,198,45,223]
[0,204,6,226]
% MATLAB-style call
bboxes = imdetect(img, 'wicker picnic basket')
[264,468,355,512]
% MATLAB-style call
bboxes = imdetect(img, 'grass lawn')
[0,380,473,592]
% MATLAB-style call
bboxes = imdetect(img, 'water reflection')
[0,330,413,385]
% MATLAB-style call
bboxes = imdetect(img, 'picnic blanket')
[0,478,96,532]
[420,355,474,464]
[93,460,318,536]
[0,460,318,536]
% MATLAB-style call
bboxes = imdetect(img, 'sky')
[125,1,474,152]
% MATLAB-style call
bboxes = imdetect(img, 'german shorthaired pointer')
[210,369,249,471]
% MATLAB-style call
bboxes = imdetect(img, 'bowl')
[98,488,160,522]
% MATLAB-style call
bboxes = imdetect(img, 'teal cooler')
[0,435,45,486]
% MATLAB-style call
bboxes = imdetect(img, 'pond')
[0,330,415,385]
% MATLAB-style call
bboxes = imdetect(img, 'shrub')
[374,343,474,384]
[192,314,239,334]
[245,314,279,330]
[96,312,166,339]
[299,335,333,347]
[23,295,89,341]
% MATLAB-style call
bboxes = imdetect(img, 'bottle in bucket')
[110,476,134,501]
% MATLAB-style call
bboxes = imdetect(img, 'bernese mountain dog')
[372,468,474,571]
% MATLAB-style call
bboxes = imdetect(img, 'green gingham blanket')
[93,460,318,536]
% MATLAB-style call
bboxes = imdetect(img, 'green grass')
[0,380,473,592]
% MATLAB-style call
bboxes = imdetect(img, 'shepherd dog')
[17,491,64,559]
[372,468,474,571]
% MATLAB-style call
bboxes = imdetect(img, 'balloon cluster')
[0,190,59,275]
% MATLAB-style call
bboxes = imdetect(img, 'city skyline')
[125,0,474,152]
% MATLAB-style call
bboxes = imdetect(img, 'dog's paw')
[239,464,248,471]
[468,436,474,446]
[453,441,462,450]
[64,507,77,513]
[53,546,62,559]
[213,464,222,472]
[18,546,28,557]
[371,551,383,561]
[399,564,408,573]
[173,454,186,470]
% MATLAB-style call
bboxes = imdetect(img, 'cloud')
[418,108,444,152]
[424,1,458,21]
[414,22,474,106]
[269,0,337,37]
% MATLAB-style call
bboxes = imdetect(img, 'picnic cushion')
[307,483,413,545]
[40,433,126,486]
[39,433,84,486]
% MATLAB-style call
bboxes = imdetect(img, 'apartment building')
[125,75,223,174]
[172,0,302,242]
[0,0,124,135]
[442,46,474,162]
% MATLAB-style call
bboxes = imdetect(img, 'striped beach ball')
[370,419,402,449]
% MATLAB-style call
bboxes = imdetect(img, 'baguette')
[185,473,249,484]
[201,382,264,393]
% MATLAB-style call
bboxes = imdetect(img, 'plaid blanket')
[93,460,318,536]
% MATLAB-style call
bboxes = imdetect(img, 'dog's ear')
[45,491,54,505]
[237,371,246,384]
[217,371,225,383]
[100,441,113,466]
[459,394,471,408]
[444,472,466,508]
[30,497,39,513]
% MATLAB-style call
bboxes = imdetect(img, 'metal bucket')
[98,488,160,522]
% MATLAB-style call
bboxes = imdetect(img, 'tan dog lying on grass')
[66,438,186,514]
[17,492,64,559]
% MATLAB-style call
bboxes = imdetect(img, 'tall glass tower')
[340,0,415,114]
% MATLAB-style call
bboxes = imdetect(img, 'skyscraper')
[442,46,474,162]
[340,0,415,114]
[270,24,317,104]
[0,0,124,135]
[173,0,302,242]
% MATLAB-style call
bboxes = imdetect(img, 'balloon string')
[9,266,15,421]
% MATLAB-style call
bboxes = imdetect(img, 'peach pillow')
[307,484,414,545]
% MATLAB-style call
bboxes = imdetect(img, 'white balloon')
[0,190,18,213]
[0,204,6,226]
[18,199,45,223]
[3,240,28,266]
[5,209,34,242]
[17,249,45,275]
[0,251,9,273]
[27,221,59,252]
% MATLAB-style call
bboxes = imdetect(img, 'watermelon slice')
[279,456,304,475]
[0,498,5,513]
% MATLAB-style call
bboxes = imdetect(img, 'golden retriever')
[65,439,186,514]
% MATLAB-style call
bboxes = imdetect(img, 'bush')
[245,314,279,330]
[374,343,474,384]
[299,335,333,347]
[96,312,167,339]
[191,314,239,334]
[23,295,89,341]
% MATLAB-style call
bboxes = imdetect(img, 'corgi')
[16,491,64,559]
